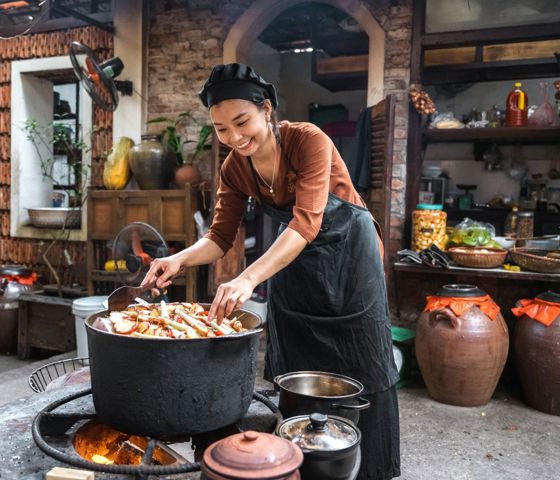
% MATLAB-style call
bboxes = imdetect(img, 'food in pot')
[95,301,247,339]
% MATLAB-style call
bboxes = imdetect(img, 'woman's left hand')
[208,276,255,323]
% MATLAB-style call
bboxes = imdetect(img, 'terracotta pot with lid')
[512,290,560,415]
[415,284,509,406]
[201,430,303,480]
[276,413,361,480]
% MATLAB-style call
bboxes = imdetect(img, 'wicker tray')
[28,357,90,393]
[447,247,508,269]
[510,248,560,274]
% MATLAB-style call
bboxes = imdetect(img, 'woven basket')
[447,247,508,269]
[510,248,560,274]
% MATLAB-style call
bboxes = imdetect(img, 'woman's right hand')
[141,255,184,292]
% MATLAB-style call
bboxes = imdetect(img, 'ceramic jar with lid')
[512,290,560,415]
[201,430,303,480]
[415,284,509,406]
[276,413,361,480]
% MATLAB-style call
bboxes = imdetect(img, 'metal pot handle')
[428,307,460,329]
[331,396,370,411]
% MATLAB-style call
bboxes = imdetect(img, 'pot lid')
[276,413,360,452]
[0,264,33,277]
[436,284,486,298]
[202,430,303,479]
[536,290,560,304]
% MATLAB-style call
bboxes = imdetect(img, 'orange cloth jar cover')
[511,298,560,327]
[424,294,501,321]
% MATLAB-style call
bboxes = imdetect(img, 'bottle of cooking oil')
[504,205,519,238]
[505,82,528,127]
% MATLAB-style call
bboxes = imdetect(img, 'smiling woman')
[140,63,401,480]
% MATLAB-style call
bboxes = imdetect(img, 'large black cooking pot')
[85,306,262,438]
[274,371,370,425]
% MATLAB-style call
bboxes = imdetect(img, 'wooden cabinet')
[18,294,75,359]
[86,186,201,301]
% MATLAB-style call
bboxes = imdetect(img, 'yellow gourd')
[103,136,135,190]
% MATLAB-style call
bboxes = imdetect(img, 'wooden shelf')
[422,127,560,144]
[393,261,559,282]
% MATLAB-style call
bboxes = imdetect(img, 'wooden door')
[367,94,396,267]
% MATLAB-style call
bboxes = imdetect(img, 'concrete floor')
[1,350,559,480]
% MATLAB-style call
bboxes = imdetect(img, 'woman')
[142,63,400,479]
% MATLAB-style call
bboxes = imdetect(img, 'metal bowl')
[27,207,81,228]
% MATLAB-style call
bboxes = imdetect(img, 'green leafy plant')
[21,118,93,206]
[147,112,212,165]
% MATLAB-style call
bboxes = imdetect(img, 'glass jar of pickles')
[412,204,447,252]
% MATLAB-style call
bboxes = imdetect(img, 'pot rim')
[85,307,263,343]
[274,371,364,399]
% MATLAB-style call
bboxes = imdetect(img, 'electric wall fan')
[111,222,169,287]
[70,40,132,112]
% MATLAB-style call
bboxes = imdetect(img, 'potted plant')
[21,117,92,213]
[147,113,213,187]
[20,118,94,297]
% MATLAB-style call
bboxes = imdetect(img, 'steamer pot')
[276,413,361,480]
[86,305,263,438]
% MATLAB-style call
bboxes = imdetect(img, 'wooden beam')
[315,55,368,74]
[484,39,560,62]
[424,46,476,66]
[422,21,560,49]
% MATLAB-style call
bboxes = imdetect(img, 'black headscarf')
[198,63,278,109]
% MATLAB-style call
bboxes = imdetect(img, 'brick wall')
[0,27,111,286]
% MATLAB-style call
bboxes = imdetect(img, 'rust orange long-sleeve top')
[204,121,367,254]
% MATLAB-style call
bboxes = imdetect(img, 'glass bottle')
[504,205,519,238]
[505,82,528,127]
[488,105,501,128]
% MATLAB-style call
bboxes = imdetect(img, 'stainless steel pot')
[274,371,370,424]
[276,413,361,480]
[86,305,263,437]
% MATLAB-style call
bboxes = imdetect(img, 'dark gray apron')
[247,159,399,394]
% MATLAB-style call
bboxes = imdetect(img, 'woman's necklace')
[253,146,279,195]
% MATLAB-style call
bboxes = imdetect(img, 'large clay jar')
[513,290,560,415]
[174,163,202,188]
[415,284,509,406]
[128,134,176,189]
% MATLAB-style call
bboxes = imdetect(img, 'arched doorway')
[223,0,385,106]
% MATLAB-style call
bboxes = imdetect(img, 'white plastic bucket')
[242,297,267,324]
[72,296,108,357]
